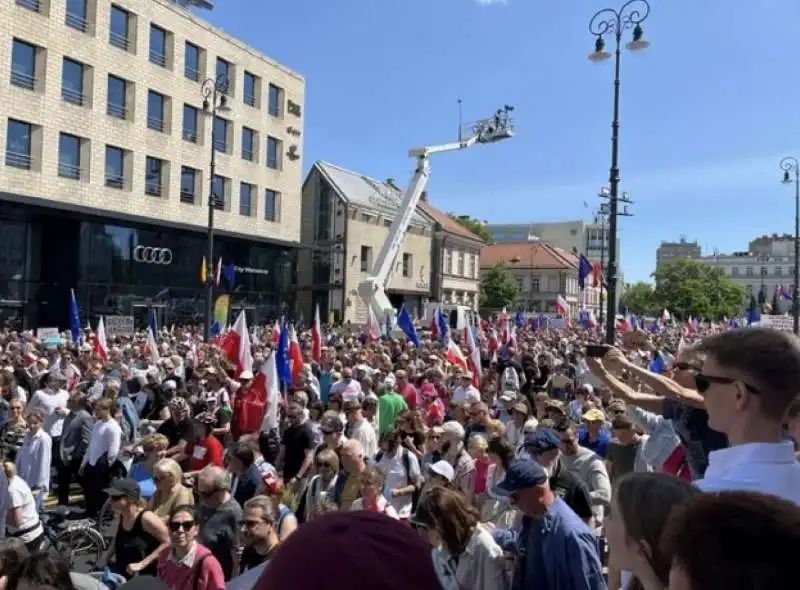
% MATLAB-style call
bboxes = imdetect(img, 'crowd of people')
[0,314,798,590]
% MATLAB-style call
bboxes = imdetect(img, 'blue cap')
[523,429,561,454]
[492,459,548,496]
[492,529,517,552]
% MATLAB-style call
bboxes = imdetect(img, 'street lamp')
[780,156,800,335]
[598,186,633,331]
[589,0,650,344]
[594,199,611,326]
[201,75,229,341]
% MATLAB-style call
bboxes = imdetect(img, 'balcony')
[213,139,227,153]
[105,174,125,189]
[180,190,196,204]
[65,11,89,32]
[147,116,165,132]
[211,196,225,211]
[242,148,254,161]
[62,87,85,106]
[10,70,35,91]
[58,162,82,180]
[182,128,198,143]
[109,31,130,51]
[185,66,200,82]
[149,50,166,67]
[244,93,256,107]
[5,151,32,170]
[107,102,128,119]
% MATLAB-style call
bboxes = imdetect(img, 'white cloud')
[475,0,507,6]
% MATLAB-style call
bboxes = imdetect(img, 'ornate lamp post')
[780,156,800,334]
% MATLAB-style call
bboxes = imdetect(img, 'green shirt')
[378,392,408,435]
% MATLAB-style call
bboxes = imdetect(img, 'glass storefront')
[0,202,297,330]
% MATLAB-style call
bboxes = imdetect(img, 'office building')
[656,237,701,270]
[1,0,304,329]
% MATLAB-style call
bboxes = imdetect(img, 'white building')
[698,251,794,305]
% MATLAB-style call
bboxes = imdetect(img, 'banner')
[758,315,794,332]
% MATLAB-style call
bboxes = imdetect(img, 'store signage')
[134,246,173,265]
[235,266,270,276]
[106,315,134,336]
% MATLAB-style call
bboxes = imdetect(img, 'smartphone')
[586,344,610,358]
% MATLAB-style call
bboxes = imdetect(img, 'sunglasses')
[238,519,263,529]
[694,373,760,395]
[674,362,699,372]
[169,520,194,532]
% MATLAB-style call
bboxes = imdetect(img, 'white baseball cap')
[427,460,454,482]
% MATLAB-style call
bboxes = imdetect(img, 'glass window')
[65,0,88,32]
[16,0,42,13]
[360,245,371,272]
[266,136,280,169]
[10,40,36,91]
[147,91,165,132]
[182,104,198,143]
[184,42,200,81]
[240,182,253,216]
[212,175,226,210]
[213,117,228,152]
[107,75,127,118]
[215,57,231,92]
[268,83,281,117]
[145,156,163,196]
[61,58,85,106]
[5,119,32,169]
[241,127,254,161]
[58,133,82,179]
[243,72,256,106]
[149,25,167,67]
[264,189,278,221]
[105,145,125,189]
[402,253,412,277]
[180,166,197,203]
[109,5,130,51]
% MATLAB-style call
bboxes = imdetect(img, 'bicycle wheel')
[96,498,119,541]
[50,527,106,573]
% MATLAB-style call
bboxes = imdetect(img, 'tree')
[619,282,658,316]
[758,287,767,306]
[480,263,521,309]
[652,259,747,319]
[770,290,781,315]
[748,293,758,312]
[449,214,492,243]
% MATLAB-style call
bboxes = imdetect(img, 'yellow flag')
[201,256,208,284]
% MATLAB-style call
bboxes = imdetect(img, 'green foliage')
[651,259,747,319]
[758,288,767,306]
[771,290,781,315]
[748,294,758,311]
[449,214,492,243]
[480,263,521,309]
[619,282,658,316]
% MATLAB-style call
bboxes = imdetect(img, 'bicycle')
[39,505,107,574]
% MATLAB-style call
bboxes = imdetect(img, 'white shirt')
[452,385,480,404]
[696,441,800,504]
[350,495,399,519]
[28,389,69,437]
[7,476,42,543]
[330,379,363,401]
[0,468,8,538]
[82,418,123,467]
[377,447,421,518]
[348,418,378,459]
[16,429,52,492]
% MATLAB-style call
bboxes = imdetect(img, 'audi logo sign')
[133,246,173,265]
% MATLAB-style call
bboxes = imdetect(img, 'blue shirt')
[319,371,333,404]
[579,430,610,458]
[512,498,607,590]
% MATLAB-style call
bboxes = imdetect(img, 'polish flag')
[366,307,381,341]
[311,304,322,362]
[272,320,281,344]
[429,308,439,340]
[262,351,282,431]
[145,309,160,365]
[219,311,254,376]
[555,295,569,316]
[445,339,468,372]
[463,325,482,389]
[93,317,108,362]
[288,324,305,381]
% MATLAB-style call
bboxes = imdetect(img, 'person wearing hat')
[452,371,480,405]
[523,429,593,525]
[579,408,611,458]
[492,459,607,590]
[439,421,475,496]
[497,390,519,427]
[504,399,534,452]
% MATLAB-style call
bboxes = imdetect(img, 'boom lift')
[358,105,515,327]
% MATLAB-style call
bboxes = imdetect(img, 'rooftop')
[417,201,486,243]
[480,241,577,270]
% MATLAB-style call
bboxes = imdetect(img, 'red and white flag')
[311,304,322,362]
[463,325,481,389]
[220,311,254,376]
[263,351,283,430]
[555,295,569,316]
[446,339,468,372]
[366,307,381,341]
[272,320,281,344]
[93,317,108,362]
[288,324,305,381]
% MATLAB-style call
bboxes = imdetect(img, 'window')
[732,267,740,276]
[61,58,85,106]
[105,145,126,189]
[266,136,280,169]
[745,266,754,277]
[402,253,413,278]
[215,57,231,93]
[444,249,452,274]
[145,157,164,196]
[457,250,465,275]
[360,213,373,223]
[184,42,200,81]
[383,219,392,228]
[213,117,229,153]
[268,83,281,117]
[240,182,254,216]
[243,71,257,107]
[58,133,82,179]
[241,127,255,161]
[360,246,372,272]
[5,119,32,169]
[107,75,128,119]
[147,90,166,132]
[776,267,783,276]
[182,104,199,143]
[180,166,198,203]
[11,40,36,91]
[16,0,43,13]
[149,25,167,67]
[109,5,131,51]
[467,253,475,278]
[65,0,88,32]
[211,175,227,210]
[532,278,540,293]
[264,189,279,221]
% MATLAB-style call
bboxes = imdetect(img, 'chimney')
[420,190,428,202]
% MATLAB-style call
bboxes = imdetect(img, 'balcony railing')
[180,190,196,204]
[266,157,278,169]
[147,117,165,132]
[182,128,198,143]
[107,102,128,119]
[213,139,227,153]
[5,151,32,170]
[58,162,82,180]
[145,182,162,196]
[242,148,254,161]
[211,196,225,210]
[149,50,166,67]
[105,175,125,189]
[184,66,200,82]
[240,202,252,216]
[10,70,35,91]
[109,31,130,51]
[243,93,256,107]
[65,11,89,32]
[62,87,85,106]
[16,0,40,12]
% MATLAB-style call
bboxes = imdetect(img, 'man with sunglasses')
[195,465,243,580]
[691,328,800,502]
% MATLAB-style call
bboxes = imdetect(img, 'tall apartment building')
[1,0,304,329]
[749,233,797,259]
[655,237,701,270]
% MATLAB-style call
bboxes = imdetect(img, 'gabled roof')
[417,200,486,244]
[312,161,429,226]
[480,241,577,270]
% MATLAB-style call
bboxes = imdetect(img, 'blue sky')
[207,0,800,283]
